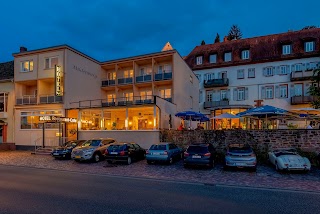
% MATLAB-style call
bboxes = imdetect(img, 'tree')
[227,24,242,41]
[214,33,220,43]
[201,40,206,45]
[302,25,317,30]
[309,68,320,108]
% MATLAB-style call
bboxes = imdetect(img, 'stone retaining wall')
[0,143,16,151]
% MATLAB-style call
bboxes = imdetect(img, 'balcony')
[101,79,116,87]
[39,95,63,104]
[133,95,154,105]
[204,100,229,108]
[204,78,229,88]
[155,72,172,81]
[290,71,314,81]
[16,95,37,105]
[118,77,133,85]
[136,75,152,83]
[291,96,316,105]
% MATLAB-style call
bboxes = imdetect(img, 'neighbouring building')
[13,43,198,149]
[0,61,14,144]
[185,28,320,129]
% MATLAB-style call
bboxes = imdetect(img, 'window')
[196,56,203,65]
[206,91,213,102]
[107,94,116,102]
[140,90,152,100]
[307,62,318,70]
[293,64,303,72]
[241,50,250,60]
[220,90,227,100]
[107,72,116,80]
[282,44,291,55]
[279,85,287,98]
[224,52,232,62]
[237,88,245,101]
[294,84,303,96]
[195,74,201,80]
[20,111,62,129]
[237,69,245,79]
[204,73,214,81]
[21,60,33,72]
[305,41,315,52]
[160,89,171,99]
[199,90,203,103]
[0,92,8,112]
[264,67,274,76]
[248,68,255,78]
[45,57,58,69]
[124,92,133,101]
[124,70,133,78]
[279,65,287,75]
[209,54,217,63]
[265,87,274,99]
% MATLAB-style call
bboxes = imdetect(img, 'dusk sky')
[1,0,319,63]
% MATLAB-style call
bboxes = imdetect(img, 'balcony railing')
[290,71,314,81]
[136,75,152,83]
[133,95,154,105]
[291,96,316,105]
[155,72,172,81]
[16,95,37,105]
[204,100,229,108]
[101,79,116,87]
[204,78,229,88]
[39,95,63,104]
[118,77,133,85]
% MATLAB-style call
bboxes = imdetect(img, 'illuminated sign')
[39,116,77,123]
[55,65,63,96]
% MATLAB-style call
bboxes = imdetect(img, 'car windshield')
[229,146,252,153]
[275,152,296,157]
[187,145,208,153]
[82,140,101,147]
[108,145,126,151]
[149,145,167,150]
[65,141,82,147]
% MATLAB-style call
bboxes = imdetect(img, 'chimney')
[20,47,27,52]
[223,36,228,42]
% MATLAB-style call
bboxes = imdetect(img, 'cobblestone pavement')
[1,151,320,192]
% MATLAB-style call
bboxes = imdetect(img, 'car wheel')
[93,153,100,163]
[167,157,173,165]
[127,157,132,165]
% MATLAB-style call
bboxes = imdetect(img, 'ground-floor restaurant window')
[20,110,62,129]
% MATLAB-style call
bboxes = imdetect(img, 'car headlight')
[84,149,94,154]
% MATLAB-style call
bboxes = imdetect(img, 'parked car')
[146,142,183,164]
[183,143,216,168]
[71,138,117,162]
[51,140,86,159]
[104,142,146,165]
[268,148,311,172]
[224,144,257,171]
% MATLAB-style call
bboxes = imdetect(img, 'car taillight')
[250,153,256,157]
[162,151,168,155]
[184,152,189,157]
[105,150,109,155]
[204,153,211,157]
[146,150,149,154]
[119,151,125,156]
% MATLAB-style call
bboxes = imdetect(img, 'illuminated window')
[159,89,171,99]
[107,72,116,80]
[124,70,133,78]
[140,90,152,100]
[21,60,33,72]
[45,57,58,69]
[20,111,62,129]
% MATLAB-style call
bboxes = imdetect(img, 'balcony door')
[294,84,303,96]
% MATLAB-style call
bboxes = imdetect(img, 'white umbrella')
[290,107,320,115]
[211,113,240,119]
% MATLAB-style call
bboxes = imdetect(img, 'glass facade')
[20,110,62,129]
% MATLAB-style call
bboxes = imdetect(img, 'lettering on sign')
[55,65,63,96]
[39,116,77,123]
[73,65,97,79]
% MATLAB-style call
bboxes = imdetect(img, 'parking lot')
[1,151,320,192]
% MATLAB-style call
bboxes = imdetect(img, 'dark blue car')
[51,140,86,159]
[146,143,183,164]
[183,143,216,168]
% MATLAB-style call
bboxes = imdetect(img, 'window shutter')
[301,63,306,71]
[272,67,276,75]
[261,86,266,99]
[227,89,231,100]
[306,63,310,70]
[291,64,295,72]
[286,65,290,74]
[275,85,280,98]
[263,68,267,76]
[233,88,237,101]
[245,87,249,100]
[305,83,311,96]
[290,84,295,97]
[275,66,280,75]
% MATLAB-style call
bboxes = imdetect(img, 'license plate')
[192,155,201,158]
[110,152,118,155]
[153,152,160,155]
[53,153,59,156]
[236,163,246,166]
[75,156,81,159]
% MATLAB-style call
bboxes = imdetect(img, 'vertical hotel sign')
[55,65,63,96]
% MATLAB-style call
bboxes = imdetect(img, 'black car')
[104,142,146,165]
[183,143,216,168]
[51,140,86,159]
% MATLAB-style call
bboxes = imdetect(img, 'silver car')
[71,138,116,162]
[224,144,257,171]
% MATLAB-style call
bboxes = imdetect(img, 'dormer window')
[196,56,203,65]
[305,41,315,52]
[282,44,291,55]
[209,54,217,63]
[241,50,250,60]
[224,52,232,62]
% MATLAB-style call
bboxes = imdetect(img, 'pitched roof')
[0,61,14,81]
[185,28,320,70]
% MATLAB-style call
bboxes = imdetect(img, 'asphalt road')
[0,165,319,214]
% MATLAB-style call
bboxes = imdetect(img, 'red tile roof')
[185,28,320,70]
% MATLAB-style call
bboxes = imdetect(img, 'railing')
[101,79,116,87]
[136,75,152,83]
[204,78,229,88]
[154,72,172,81]
[204,100,229,108]
[291,96,316,105]
[39,95,63,104]
[290,71,314,81]
[16,95,37,105]
[133,95,154,105]
[118,77,133,85]
[164,97,172,103]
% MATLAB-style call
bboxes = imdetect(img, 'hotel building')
[185,28,320,129]
[13,43,198,149]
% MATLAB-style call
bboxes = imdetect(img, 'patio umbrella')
[289,108,320,127]
[211,113,240,119]
[236,105,288,118]
[175,110,209,127]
